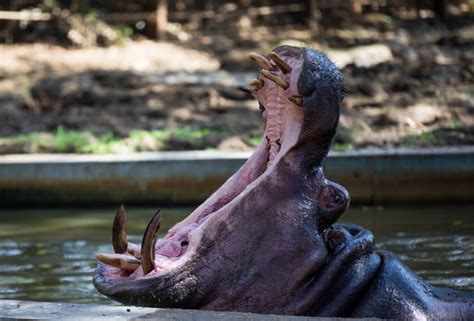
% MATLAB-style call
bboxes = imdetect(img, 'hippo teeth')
[95,253,141,272]
[248,79,264,89]
[112,205,128,254]
[141,209,162,275]
[260,70,289,90]
[269,51,292,74]
[98,208,162,275]
[237,85,258,95]
[288,96,303,106]
[248,52,273,70]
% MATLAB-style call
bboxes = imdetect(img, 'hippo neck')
[287,224,382,316]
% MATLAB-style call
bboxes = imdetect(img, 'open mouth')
[95,48,307,283]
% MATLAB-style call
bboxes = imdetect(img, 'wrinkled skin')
[94,46,474,319]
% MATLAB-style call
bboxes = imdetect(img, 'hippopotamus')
[93,45,474,319]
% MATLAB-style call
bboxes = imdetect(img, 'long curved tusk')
[269,51,292,74]
[141,209,162,275]
[261,70,289,90]
[96,253,141,272]
[288,95,303,106]
[248,52,272,70]
[112,205,128,254]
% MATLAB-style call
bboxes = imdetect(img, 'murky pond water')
[0,205,472,304]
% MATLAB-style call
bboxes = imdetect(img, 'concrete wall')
[0,147,473,206]
[0,299,372,320]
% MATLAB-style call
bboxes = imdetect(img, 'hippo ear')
[316,181,350,231]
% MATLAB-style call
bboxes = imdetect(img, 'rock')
[329,44,393,69]
[406,103,444,125]
[385,104,445,128]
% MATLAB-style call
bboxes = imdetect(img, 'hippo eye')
[181,240,189,247]
[259,103,265,113]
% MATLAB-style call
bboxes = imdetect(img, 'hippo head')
[94,46,376,315]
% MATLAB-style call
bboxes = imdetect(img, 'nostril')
[181,241,189,247]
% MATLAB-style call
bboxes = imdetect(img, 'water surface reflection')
[0,205,472,304]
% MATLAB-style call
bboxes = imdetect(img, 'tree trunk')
[156,0,168,40]
[308,0,320,38]
[145,0,168,40]
[433,0,447,20]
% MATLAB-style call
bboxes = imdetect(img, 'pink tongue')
[157,241,183,257]
[155,223,198,258]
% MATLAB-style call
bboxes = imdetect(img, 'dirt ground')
[0,12,473,153]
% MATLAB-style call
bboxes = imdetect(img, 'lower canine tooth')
[112,205,128,254]
[96,253,141,271]
[141,209,162,275]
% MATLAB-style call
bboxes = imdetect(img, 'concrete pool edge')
[0,146,473,206]
[0,300,378,320]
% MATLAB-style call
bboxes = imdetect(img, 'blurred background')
[0,0,472,154]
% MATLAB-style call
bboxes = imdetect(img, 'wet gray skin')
[94,46,474,318]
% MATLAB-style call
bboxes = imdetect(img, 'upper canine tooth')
[237,85,257,95]
[96,253,141,271]
[288,95,303,106]
[141,209,162,275]
[269,52,292,74]
[248,79,264,89]
[248,52,272,70]
[260,70,289,90]
[112,205,128,254]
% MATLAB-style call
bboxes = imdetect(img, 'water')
[0,205,472,304]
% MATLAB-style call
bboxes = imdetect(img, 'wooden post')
[433,0,447,20]
[416,0,422,19]
[352,0,364,14]
[308,0,320,38]
[155,0,168,40]
[5,0,17,43]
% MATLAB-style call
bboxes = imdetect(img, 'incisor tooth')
[96,253,141,271]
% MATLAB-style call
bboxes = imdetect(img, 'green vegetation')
[332,142,351,152]
[404,131,441,145]
[246,134,262,147]
[0,127,225,154]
